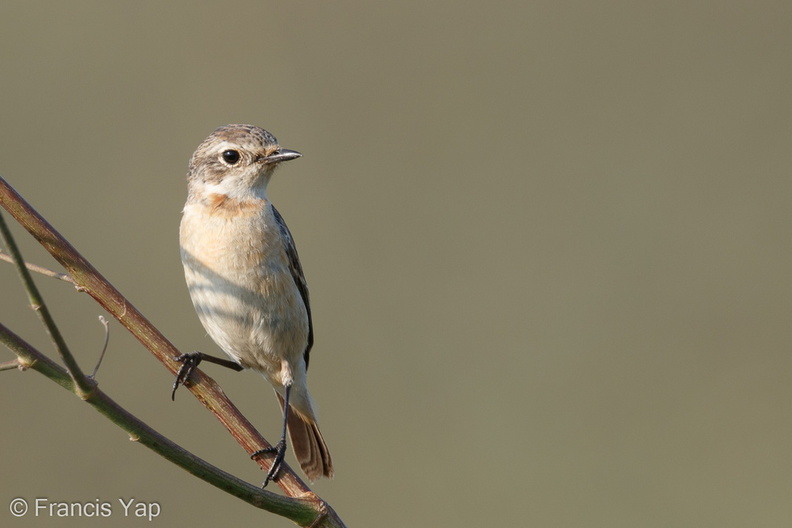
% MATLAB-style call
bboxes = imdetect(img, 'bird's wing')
[272,205,314,369]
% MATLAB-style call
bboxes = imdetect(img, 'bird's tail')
[276,392,334,481]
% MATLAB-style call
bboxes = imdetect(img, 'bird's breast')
[179,200,309,373]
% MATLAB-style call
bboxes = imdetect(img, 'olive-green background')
[2,2,792,527]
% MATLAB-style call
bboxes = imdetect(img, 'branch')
[0,176,344,527]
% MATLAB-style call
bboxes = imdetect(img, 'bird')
[173,124,333,486]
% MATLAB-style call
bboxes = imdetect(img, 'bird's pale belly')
[180,210,309,380]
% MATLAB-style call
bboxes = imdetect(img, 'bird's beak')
[264,148,302,164]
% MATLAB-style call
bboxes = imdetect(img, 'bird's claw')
[251,440,287,487]
[171,352,203,400]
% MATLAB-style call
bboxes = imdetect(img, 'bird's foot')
[171,352,204,400]
[251,440,287,487]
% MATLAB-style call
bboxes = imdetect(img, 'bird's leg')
[171,351,244,400]
[251,383,292,487]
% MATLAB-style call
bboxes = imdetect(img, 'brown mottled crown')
[204,124,278,149]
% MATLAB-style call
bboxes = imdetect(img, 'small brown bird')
[174,124,333,485]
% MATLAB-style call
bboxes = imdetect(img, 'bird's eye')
[222,150,241,164]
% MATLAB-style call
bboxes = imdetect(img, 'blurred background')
[1,1,792,526]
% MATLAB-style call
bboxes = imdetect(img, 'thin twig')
[0,211,94,397]
[0,249,75,283]
[89,315,110,378]
[0,358,20,371]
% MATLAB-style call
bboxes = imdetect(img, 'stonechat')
[174,124,333,485]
